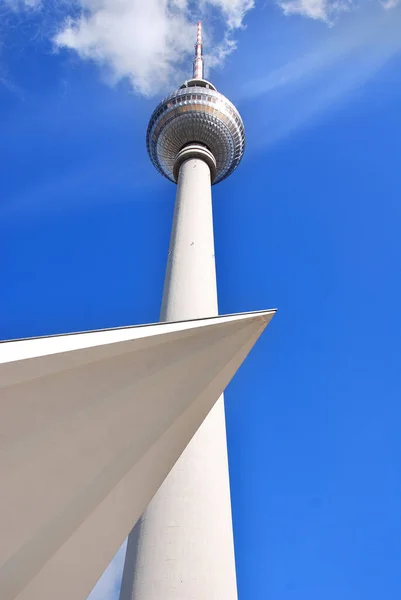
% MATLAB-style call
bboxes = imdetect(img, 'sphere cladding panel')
[146,86,245,184]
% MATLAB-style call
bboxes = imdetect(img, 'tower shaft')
[120,151,238,599]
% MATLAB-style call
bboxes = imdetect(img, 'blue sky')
[2,0,401,598]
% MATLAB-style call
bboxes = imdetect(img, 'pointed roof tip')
[228,308,276,334]
[254,308,277,328]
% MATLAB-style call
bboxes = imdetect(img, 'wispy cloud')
[241,3,401,146]
[382,0,400,8]
[276,0,401,22]
[3,0,42,8]
[203,0,254,27]
[277,0,353,22]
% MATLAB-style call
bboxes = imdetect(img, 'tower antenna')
[193,20,204,79]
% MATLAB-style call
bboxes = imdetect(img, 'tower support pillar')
[120,148,238,600]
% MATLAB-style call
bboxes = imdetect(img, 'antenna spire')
[193,21,204,80]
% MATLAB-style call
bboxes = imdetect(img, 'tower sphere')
[146,23,245,185]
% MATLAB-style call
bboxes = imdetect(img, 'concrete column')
[120,147,238,600]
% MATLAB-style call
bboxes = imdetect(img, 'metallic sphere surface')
[146,81,245,185]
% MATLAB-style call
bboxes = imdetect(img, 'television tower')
[0,20,276,600]
[120,22,246,600]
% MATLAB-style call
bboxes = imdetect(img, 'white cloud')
[276,0,401,22]
[53,0,253,95]
[203,0,254,28]
[382,0,400,7]
[241,3,401,146]
[54,1,193,95]
[276,0,353,22]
